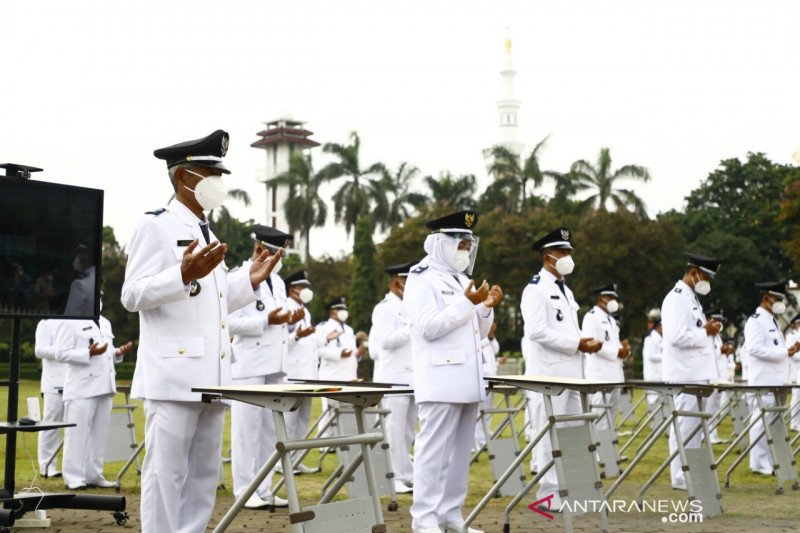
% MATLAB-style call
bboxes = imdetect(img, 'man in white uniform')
[582,283,629,430]
[316,297,363,439]
[369,261,417,495]
[229,226,301,509]
[786,314,800,432]
[642,312,663,407]
[521,227,603,510]
[404,210,503,533]
[474,323,500,451]
[35,319,66,477]
[55,314,132,489]
[282,270,320,473]
[63,245,96,316]
[704,309,728,444]
[744,281,799,474]
[121,130,281,533]
[660,252,722,490]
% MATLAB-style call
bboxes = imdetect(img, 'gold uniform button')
[256,341,260,346]
[221,322,226,330]
[178,348,185,355]
[219,292,223,298]
[220,351,226,359]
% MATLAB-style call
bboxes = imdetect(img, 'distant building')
[251,114,320,259]
[483,36,523,171]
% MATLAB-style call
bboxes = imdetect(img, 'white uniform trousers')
[62,394,112,486]
[384,394,417,484]
[705,390,722,441]
[532,389,582,508]
[790,387,800,432]
[38,391,64,474]
[140,400,226,533]
[231,373,283,499]
[411,402,478,529]
[526,391,542,471]
[592,389,620,431]
[749,393,776,473]
[668,392,703,487]
[285,397,313,442]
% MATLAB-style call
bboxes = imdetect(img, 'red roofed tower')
[251,114,320,259]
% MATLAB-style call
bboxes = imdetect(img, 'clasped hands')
[464,280,504,308]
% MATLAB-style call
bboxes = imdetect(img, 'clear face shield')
[449,232,479,276]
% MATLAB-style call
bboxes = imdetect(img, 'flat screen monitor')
[0,176,103,319]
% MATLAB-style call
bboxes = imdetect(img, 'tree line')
[4,133,800,377]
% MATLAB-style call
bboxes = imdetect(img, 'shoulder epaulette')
[145,208,166,216]
[410,265,428,275]
[378,297,388,304]
[673,287,682,294]
[589,308,596,314]
[529,275,541,285]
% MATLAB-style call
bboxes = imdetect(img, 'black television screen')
[0,176,103,319]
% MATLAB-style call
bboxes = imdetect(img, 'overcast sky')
[3,1,799,258]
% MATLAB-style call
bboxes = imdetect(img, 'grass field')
[0,380,798,531]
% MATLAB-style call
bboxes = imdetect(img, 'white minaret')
[496,37,523,156]
[251,113,319,260]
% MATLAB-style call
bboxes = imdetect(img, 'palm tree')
[488,135,552,212]
[379,162,427,229]
[321,131,388,235]
[267,152,328,259]
[569,147,651,214]
[416,172,478,210]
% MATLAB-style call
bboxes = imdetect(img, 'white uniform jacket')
[403,263,493,404]
[642,329,663,381]
[480,337,500,377]
[582,305,624,382]
[284,298,320,380]
[35,319,67,394]
[369,292,413,385]
[660,280,717,382]
[786,330,800,384]
[316,319,358,381]
[744,307,791,386]
[64,266,96,316]
[121,200,258,402]
[229,269,287,379]
[712,335,728,380]
[520,268,583,378]
[54,317,120,402]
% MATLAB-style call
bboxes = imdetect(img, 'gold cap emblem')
[465,212,475,228]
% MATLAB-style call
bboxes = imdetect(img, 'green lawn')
[0,381,797,523]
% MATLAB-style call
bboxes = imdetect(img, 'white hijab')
[422,232,461,275]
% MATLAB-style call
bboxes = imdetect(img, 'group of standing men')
[45,127,794,533]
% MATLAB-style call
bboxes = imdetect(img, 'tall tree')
[487,135,552,212]
[569,147,651,214]
[415,172,477,210]
[321,131,388,235]
[379,162,427,229]
[268,152,328,259]
[349,215,380,335]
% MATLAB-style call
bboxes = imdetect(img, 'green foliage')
[306,255,353,323]
[321,131,388,235]
[267,152,329,259]
[487,136,552,213]
[669,152,794,321]
[349,216,380,334]
[568,147,651,214]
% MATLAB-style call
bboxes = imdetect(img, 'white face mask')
[547,254,575,276]
[184,169,227,211]
[451,249,471,272]
[694,280,711,295]
[605,299,620,314]
[72,256,83,272]
[336,310,349,322]
[99,299,103,312]
[771,300,787,315]
[299,287,314,304]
